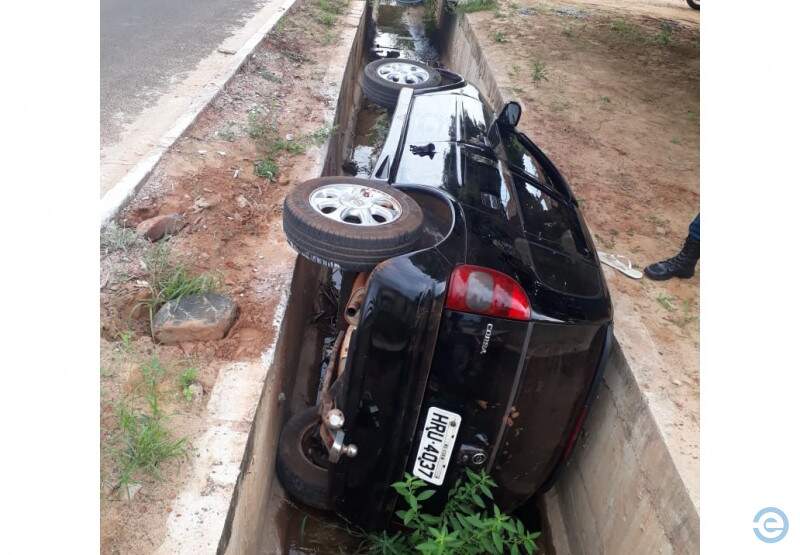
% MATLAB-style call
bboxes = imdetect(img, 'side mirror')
[498,101,521,128]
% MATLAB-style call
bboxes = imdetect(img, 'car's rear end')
[330,83,613,529]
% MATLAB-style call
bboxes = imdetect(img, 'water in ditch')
[346,0,444,178]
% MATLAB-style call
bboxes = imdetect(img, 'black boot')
[644,236,700,280]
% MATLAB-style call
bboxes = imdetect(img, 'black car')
[277,60,613,531]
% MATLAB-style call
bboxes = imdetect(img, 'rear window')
[515,177,585,257]
[514,176,601,296]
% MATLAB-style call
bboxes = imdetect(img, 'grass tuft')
[101,223,140,255]
[255,158,279,180]
[493,30,508,43]
[116,357,187,487]
[178,367,199,401]
[454,0,497,14]
[531,60,548,84]
[138,244,221,332]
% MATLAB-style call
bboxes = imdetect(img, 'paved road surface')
[101,0,267,145]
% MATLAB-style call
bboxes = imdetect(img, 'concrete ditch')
[150,1,699,552]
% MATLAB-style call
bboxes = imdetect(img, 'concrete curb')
[99,0,297,226]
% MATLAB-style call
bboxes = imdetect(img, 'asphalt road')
[100,0,267,145]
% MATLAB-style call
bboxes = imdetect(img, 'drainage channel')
[243,1,544,552]
[256,1,447,552]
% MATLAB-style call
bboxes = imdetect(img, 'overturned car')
[277,60,613,530]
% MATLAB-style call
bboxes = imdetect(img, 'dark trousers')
[688,214,700,242]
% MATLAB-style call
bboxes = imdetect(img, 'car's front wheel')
[687,0,699,9]
[361,58,442,108]
[282,177,424,271]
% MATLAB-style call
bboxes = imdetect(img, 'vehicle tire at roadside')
[361,58,441,108]
[276,406,332,511]
[282,177,424,271]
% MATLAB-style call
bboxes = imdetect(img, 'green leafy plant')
[255,158,280,180]
[116,357,187,487]
[493,31,508,43]
[178,367,199,401]
[367,470,539,554]
[530,61,548,84]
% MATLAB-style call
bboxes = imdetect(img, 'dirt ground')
[466,0,700,498]
[99,0,355,551]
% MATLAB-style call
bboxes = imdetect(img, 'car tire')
[276,406,332,511]
[686,0,699,9]
[283,177,424,271]
[361,58,441,108]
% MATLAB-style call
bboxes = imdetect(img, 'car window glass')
[406,95,459,144]
[514,176,586,257]
[459,97,492,148]
[449,150,515,219]
[502,132,543,182]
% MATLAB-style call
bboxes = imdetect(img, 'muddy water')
[346,0,443,177]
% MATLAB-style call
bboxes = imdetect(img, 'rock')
[153,293,238,344]
[136,214,184,242]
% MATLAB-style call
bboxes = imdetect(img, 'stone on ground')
[153,293,238,344]
[135,213,184,241]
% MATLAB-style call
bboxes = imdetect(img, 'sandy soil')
[465,0,700,500]
[99,0,354,551]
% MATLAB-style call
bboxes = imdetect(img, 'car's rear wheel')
[283,177,424,271]
[276,406,332,511]
[686,0,699,9]
[361,58,441,108]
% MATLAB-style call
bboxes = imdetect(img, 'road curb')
[99,0,298,226]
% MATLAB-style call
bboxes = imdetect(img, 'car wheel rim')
[376,62,430,85]
[309,184,403,226]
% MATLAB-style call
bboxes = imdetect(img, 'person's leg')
[688,214,700,242]
[644,214,700,280]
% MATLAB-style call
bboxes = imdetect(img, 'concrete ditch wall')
[441,11,699,555]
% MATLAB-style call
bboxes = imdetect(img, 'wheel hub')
[309,184,403,226]
[376,62,430,85]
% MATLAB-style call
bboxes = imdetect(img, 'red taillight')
[445,265,531,321]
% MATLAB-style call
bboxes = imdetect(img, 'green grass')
[101,223,140,255]
[492,31,508,43]
[273,137,306,155]
[655,22,673,46]
[531,60,548,84]
[216,121,237,141]
[255,158,279,180]
[317,11,335,26]
[178,367,199,401]
[656,293,676,312]
[611,18,675,46]
[139,245,221,331]
[454,0,497,14]
[600,95,611,104]
[115,357,187,487]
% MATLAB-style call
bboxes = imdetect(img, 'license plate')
[412,406,461,486]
